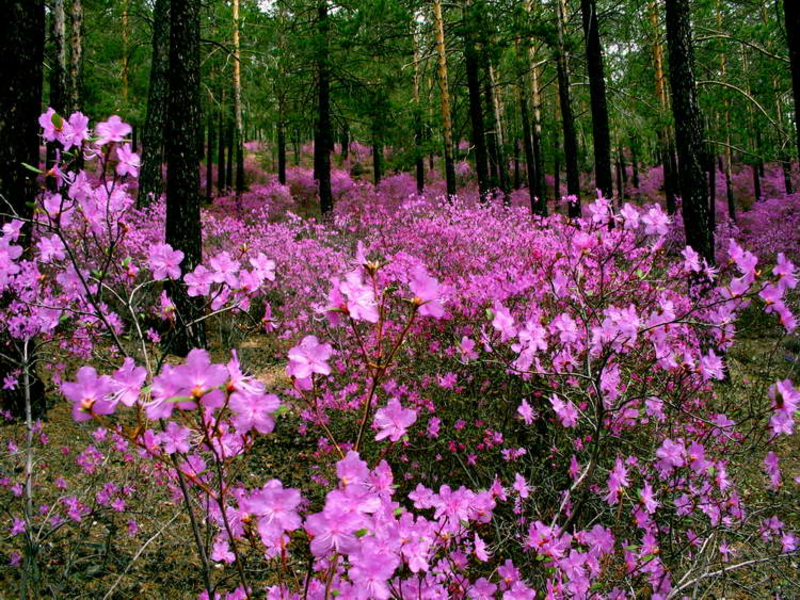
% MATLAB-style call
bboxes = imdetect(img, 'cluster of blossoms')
[2,110,799,599]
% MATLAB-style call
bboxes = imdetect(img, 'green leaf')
[354,528,369,538]
[51,112,64,129]
[21,162,43,174]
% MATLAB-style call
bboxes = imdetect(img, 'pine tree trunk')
[580,0,613,199]
[523,1,548,214]
[433,0,456,196]
[631,141,640,189]
[487,62,509,202]
[226,119,234,190]
[316,1,333,214]
[413,35,425,194]
[786,0,800,161]
[138,0,170,206]
[516,38,538,213]
[217,89,226,192]
[277,116,286,184]
[206,111,214,200]
[752,164,762,201]
[232,0,245,197]
[165,0,205,354]
[69,0,83,112]
[47,0,69,191]
[463,2,490,201]
[665,0,714,265]
[556,0,581,217]
[1,1,47,422]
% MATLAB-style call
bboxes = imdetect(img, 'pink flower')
[61,366,116,421]
[764,452,781,490]
[115,143,141,177]
[230,392,280,435]
[550,395,578,427]
[374,398,417,442]
[409,265,444,318]
[95,115,132,145]
[286,336,333,382]
[148,243,184,280]
[517,399,535,425]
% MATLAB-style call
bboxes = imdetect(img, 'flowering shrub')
[1,110,798,599]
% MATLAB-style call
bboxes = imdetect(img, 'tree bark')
[665,0,714,265]
[225,119,234,191]
[580,0,613,199]
[206,110,215,201]
[556,0,581,217]
[138,0,170,206]
[165,0,205,354]
[217,88,227,193]
[69,0,84,113]
[523,0,548,214]
[786,0,800,161]
[433,0,456,196]
[315,0,333,214]
[0,0,46,422]
[463,2,490,201]
[413,34,425,194]
[232,0,245,196]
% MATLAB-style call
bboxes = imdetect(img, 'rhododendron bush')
[1,112,798,599]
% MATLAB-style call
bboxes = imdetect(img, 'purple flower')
[115,143,141,178]
[95,115,132,145]
[286,336,333,381]
[373,398,417,442]
[148,243,184,280]
[409,265,444,318]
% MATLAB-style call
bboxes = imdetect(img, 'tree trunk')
[122,0,130,103]
[580,0,613,199]
[277,116,286,184]
[786,0,800,161]
[206,111,214,201]
[631,141,640,189]
[556,0,581,217]
[665,0,714,265]
[523,1,548,214]
[316,1,333,214]
[752,164,762,201]
[226,119,234,191]
[69,0,84,112]
[413,40,425,194]
[463,3,490,201]
[232,0,245,197]
[708,152,717,232]
[433,0,456,196]
[516,39,538,213]
[341,123,349,162]
[1,1,46,422]
[138,0,170,206]
[487,62,509,202]
[47,0,69,191]
[217,90,226,192]
[165,0,205,354]
[513,138,521,190]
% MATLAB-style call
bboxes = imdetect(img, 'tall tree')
[232,0,245,196]
[165,0,205,353]
[665,0,714,265]
[463,1,491,200]
[433,0,457,197]
[786,0,800,161]
[556,0,581,217]
[1,1,44,230]
[580,0,613,199]
[138,0,170,206]
[69,0,84,112]
[0,0,45,422]
[316,0,333,215]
